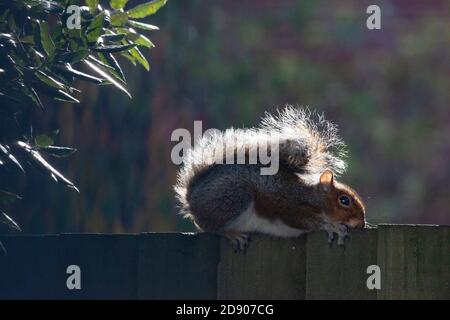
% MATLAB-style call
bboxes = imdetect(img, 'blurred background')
[6,0,450,233]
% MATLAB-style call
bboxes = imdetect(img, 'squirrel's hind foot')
[221,231,252,253]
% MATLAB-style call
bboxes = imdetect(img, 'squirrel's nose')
[346,218,365,228]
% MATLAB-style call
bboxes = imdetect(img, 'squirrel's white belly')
[224,202,306,237]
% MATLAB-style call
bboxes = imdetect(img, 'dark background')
[5,0,450,233]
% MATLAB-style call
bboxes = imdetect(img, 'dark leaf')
[0,190,22,205]
[84,60,131,97]
[0,143,24,173]
[0,241,5,256]
[58,49,90,64]
[97,52,126,82]
[15,141,79,192]
[93,43,136,53]
[88,54,116,70]
[28,86,45,110]
[0,212,21,231]
[41,145,77,158]
[100,33,126,42]
[53,64,104,84]
[35,70,65,89]
[53,89,80,103]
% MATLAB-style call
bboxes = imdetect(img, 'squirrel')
[174,106,366,251]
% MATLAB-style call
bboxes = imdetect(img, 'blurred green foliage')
[2,0,450,235]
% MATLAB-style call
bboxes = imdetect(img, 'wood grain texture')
[60,233,138,299]
[0,228,448,299]
[305,229,378,300]
[377,224,450,300]
[138,233,219,299]
[218,234,307,300]
[0,235,61,299]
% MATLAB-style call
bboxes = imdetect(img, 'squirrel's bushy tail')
[174,105,347,217]
[260,106,347,176]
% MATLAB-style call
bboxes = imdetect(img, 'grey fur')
[174,106,348,231]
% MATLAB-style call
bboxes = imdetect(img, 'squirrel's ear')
[319,170,334,188]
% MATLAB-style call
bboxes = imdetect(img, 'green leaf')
[133,33,155,48]
[114,27,155,48]
[0,212,21,231]
[110,0,129,10]
[128,20,159,31]
[35,134,54,148]
[127,0,168,19]
[39,21,55,59]
[86,11,106,42]
[88,11,106,31]
[84,60,131,98]
[86,0,99,13]
[119,51,137,66]
[129,47,149,71]
[93,43,136,53]
[110,10,128,26]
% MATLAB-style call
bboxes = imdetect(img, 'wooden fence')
[0,224,448,299]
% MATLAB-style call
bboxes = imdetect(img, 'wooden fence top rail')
[0,224,449,299]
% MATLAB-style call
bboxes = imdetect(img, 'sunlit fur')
[175,106,348,220]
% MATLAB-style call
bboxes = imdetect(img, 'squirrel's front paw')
[223,231,252,253]
[325,224,349,246]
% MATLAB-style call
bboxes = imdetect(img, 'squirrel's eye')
[339,195,350,206]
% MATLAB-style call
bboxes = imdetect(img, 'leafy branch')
[0,0,167,234]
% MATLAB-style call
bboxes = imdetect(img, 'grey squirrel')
[175,106,366,251]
